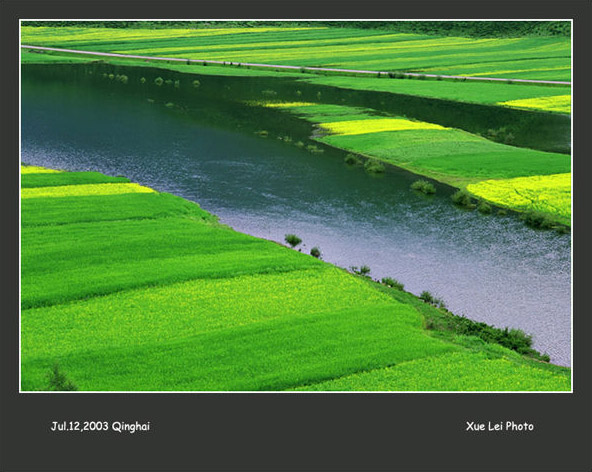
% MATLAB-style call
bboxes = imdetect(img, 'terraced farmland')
[20,166,570,391]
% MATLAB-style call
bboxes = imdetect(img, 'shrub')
[316,91,322,100]
[294,141,304,148]
[192,80,201,88]
[497,209,508,216]
[284,234,302,248]
[295,90,302,96]
[108,73,115,80]
[165,102,175,108]
[47,364,77,391]
[359,265,371,276]
[521,211,555,229]
[154,77,164,86]
[174,80,180,88]
[364,160,385,174]
[433,297,447,310]
[255,130,268,137]
[420,291,434,304]
[261,89,278,97]
[451,189,473,207]
[140,77,146,84]
[411,179,436,195]
[344,153,362,165]
[306,144,324,154]
[165,79,173,86]
[478,202,492,214]
[310,246,321,258]
[381,277,404,290]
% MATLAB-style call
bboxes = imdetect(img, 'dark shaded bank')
[22,63,571,154]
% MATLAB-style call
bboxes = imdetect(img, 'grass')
[293,351,569,391]
[21,171,130,188]
[21,166,570,391]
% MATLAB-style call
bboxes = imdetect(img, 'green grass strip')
[21,171,130,188]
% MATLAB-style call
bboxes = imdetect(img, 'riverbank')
[20,165,570,391]
[20,55,571,227]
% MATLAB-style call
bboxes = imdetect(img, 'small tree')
[310,246,321,258]
[285,234,302,248]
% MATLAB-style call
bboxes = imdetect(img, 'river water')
[20,70,572,366]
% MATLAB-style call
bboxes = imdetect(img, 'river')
[20,67,572,366]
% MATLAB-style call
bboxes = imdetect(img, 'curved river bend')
[21,73,572,366]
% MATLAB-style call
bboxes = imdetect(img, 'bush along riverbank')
[20,165,569,391]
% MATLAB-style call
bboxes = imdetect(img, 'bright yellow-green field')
[467,173,571,224]
[21,182,155,199]
[21,165,63,174]
[498,95,571,114]
[319,118,446,136]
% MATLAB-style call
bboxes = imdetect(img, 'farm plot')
[256,101,570,222]
[20,166,570,391]
[467,173,571,225]
[303,76,571,114]
[21,26,570,81]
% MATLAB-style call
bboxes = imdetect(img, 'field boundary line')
[21,45,572,85]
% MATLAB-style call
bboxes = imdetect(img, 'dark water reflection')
[21,73,571,366]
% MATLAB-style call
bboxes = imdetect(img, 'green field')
[250,101,570,223]
[21,26,570,81]
[21,23,571,116]
[20,166,570,391]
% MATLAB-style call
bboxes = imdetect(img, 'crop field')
[498,94,571,113]
[467,173,571,224]
[304,76,571,114]
[20,167,570,391]
[254,101,570,222]
[21,26,570,81]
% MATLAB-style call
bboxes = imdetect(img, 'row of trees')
[22,21,570,37]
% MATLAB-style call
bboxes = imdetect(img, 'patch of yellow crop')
[467,173,571,221]
[498,95,571,113]
[21,183,155,199]
[21,165,62,174]
[320,118,446,136]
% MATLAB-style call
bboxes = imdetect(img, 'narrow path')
[21,45,572,86]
